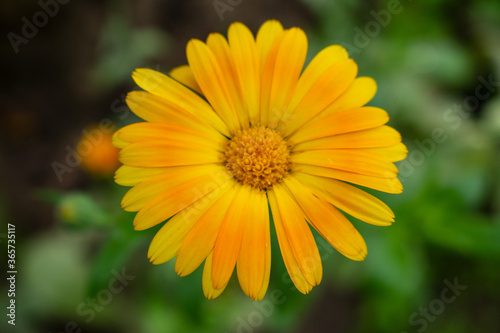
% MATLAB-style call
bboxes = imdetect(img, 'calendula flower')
[113,20,407,300]
[79,126,120,176]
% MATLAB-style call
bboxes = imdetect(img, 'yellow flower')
[79,126,120,177]
[113,20,407,300]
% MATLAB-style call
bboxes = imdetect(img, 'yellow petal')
[256,20,284,72]
[293,126,401,152]
[258,31,284,126]
[261,28,308,128]
[295,173,395,226]
[212,185,253,289]
[304,77,377,128]
[133,170,232,230]
[116,122,226,153]
[294,164,403,194]
[187,39,242,133]
[237,189,269,300]
[228,22,261,125]
[112,130,128,149]
[289,107,389,144]
[272,183,322,286]
[126,91,222,138]
[203,252,227,299]
[367,142,408,162]
[115,165,169,186]
[121,164,225,212]
[267,189,313,294]
[325,76,377,114]
[291,149,398,178]
[295,45,348,86]
[119,141,224,168]
[278,45,348,130]
[255,196,272,301]
[206,32,249,128]
[284,177,367,261]
[175,182,240,276]
[148,180,233,264]
[169,65,202,94]
[132,68,229,136]
[281,59,357,136]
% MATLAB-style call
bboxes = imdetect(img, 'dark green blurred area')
[1,0,500,332]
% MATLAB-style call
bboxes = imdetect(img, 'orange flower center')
[225,126,291,190]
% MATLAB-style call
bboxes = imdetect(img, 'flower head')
[79,126,120,177]
[113,20,407,300]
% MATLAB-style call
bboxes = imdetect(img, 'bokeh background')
[1,0,500,332]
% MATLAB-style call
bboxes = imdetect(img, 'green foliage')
[14,0,500,332]
[91,3,169,91]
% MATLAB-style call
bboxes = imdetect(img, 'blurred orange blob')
[78,125,120,177]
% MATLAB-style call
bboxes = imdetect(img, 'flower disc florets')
[225,126,291,190]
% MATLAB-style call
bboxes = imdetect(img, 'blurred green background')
[1,0,500,332]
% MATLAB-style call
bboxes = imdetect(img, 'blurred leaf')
[37,189,111,228]
[403,39,474,86]
[91,12,169,90]
[141,298,191,333]
[20,231,88,317]
[58,192,110,228]
[87,211,143,295]
[410,184,500,258]
[358,220,427,332]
